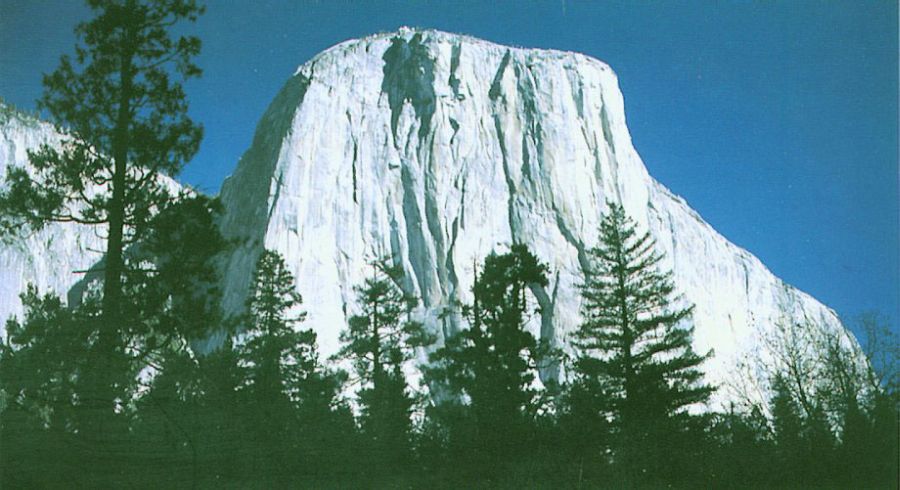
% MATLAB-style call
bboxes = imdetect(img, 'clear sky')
[2,1,897,333]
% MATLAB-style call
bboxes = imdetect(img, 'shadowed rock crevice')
[489,50,519,243]
[448,43,462,99]
[400,163,436,308]
[382,33,436,142]
[200,30,865,410]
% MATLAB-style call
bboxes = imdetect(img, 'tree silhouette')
[0,0,206,469]
[337,257,434,473]
[236,250,344,485]
[0,0,204,322]
[426,244,553,480]
[573,202,713,482]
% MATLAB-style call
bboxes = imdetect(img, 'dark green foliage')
[705,406,777,488]
[430,245,550,420]
[0,194,230,487]
[743,312,900,489]
[336,257,435,476]
[855,313,900,487]
[730,312,900,490]
[137,195,226,337]
[770,373,806,485]
[113,194,227,371]
[240,250,313,403]
[553,377,616,485]
[2,234,896,487]
[119,195,230,486]
[866,388,900,486]
[425,244,555,481]
[0,0,205,322]
[0,290,135,486]
[0,3,206,482]
[574,203,714,417]
[236,250,346,485]
[571,203,714,483]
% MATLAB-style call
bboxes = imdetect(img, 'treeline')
[1,198,897,488]
[0,1,897,487]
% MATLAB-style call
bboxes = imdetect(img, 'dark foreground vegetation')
[1,1,897,488]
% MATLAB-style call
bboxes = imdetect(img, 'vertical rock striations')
[0,30,866,409]
[0,106,107,325]
[189,30,872,407]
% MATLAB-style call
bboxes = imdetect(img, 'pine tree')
[425,244,552,479]
[127,195,236,486]
[337,257,434,473]
[573,202,713,481]
[0,0,206,467]
[0,0,204,323]
[0,289,131,486]
[241,250,310,403]
[237,250,342,485]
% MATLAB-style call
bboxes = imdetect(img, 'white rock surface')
[216,29,865,408]
[0,106,106,326]
[0,31,862,408]
[0,106,185,332]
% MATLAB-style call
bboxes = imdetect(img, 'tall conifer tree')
[0,0,206,458]
[574,202,713,480]
[237,250,343,484]
[337,257,434,470]
[0,0,204,322]
[426,244,552,478]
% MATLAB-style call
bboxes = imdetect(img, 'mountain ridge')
[0,29,862,410]
[213,28,862,408]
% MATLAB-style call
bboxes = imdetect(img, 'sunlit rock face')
[220,29,862,407]
[0,31,866,409]
[0,106,187,334]
[0,106,105,327]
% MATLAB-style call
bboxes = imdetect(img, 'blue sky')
[1,1,897,333]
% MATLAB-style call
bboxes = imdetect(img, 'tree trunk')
[103,49,132,326]
[372,294,383,392]
[85,37,133,483]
